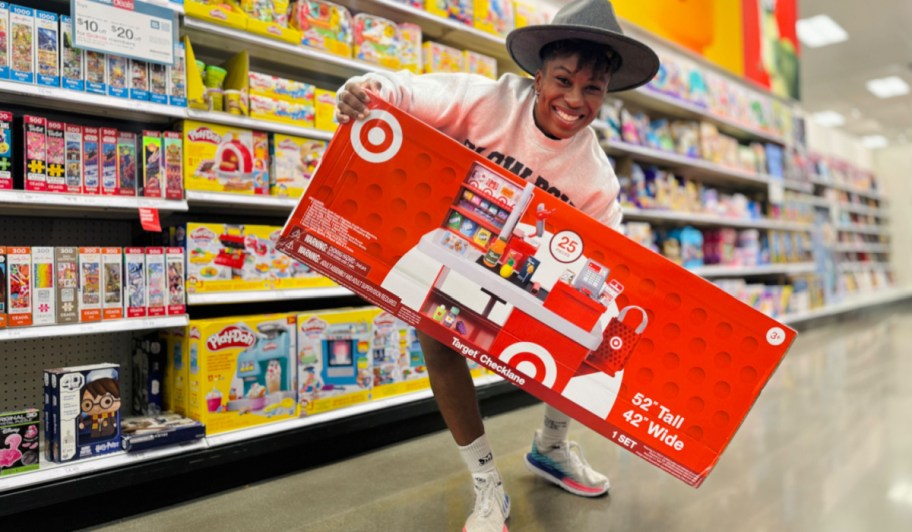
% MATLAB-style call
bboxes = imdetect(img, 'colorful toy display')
[291,0,354,58]
[0,110,12,190]
[397,23,422,74]
[425,0,472,26]
[278,98,797,487]
[121,413,205,452]
[9,4,34,84]
[181,120,267,194]
[0,409,40,476]
[422,41,464,73]
[353,14,400,69]
[473,0,514,37]
[269,134,325,198]
[0,246,8,328]
[464,50,497,79]
[0,4,9,80]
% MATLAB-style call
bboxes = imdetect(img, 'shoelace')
[472,476,499,517]
[558,441,590,474]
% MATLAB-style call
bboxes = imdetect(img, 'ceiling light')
[866,76,910,98]
[862,135,888,149]
[796,15,848,48]
[812,111,845,127]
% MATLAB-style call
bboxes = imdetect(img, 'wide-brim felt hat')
[506,0,660,93]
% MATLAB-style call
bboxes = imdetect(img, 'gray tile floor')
[92,306,912,531]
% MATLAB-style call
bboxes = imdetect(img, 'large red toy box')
[278,98,797,487]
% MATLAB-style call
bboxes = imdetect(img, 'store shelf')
[0,316,189,342]
[839,261,893,272]
[781,287,912,326]
[150,0,184,14]
[623,207,813,231]
[0,190,188,218]
[833,243,891,254]
[185,190,298,213]
[183,17,388,82]
[782,180,815,193]
[600,138,775,189]
[809,177,887,202]
[185,109,334,140]
[690,262,817,278]
[837,203,889,218]
[187,286,353,305]
[0,79,185,123]
[835,223,891,235]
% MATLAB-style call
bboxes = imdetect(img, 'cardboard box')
[368,310,430,400]
[60,15,83,91]
[34,9,58,87]
[55,247,79,325]
[0,110,12,190]
[85,50,105,94]
[45,120,66,193]
[131,335,165,416]
[0,409,40,476]
[45,363,121,462]
[23,115,46,192]
[473,0,513,37]
[107,54,129,99]
[269,134,325,198]
[464,50,497,80]
[149,62,168,105]
[7,246,30,327]
[185,314,298,435]
[64,124,82,194]
[82,126,100,194]
[0,246,6,328]
[130,59,149,101]
[31,246,55,325]
[169,41,186,107]
[181,120,263,194]
[0,3,10,80]
[277,99,797,487]
[291,0,353,58]
[165,247,185,315]
[121,414,205,452]
[165,327,188,415]
[9,4,34,84]
[116,131,137,196]
[142,130,163,198]
[78,247,101,322]
[314,89,338,132]
[163,131,183,200]
[101,247,123,320]
[124,247,146,318]
[422,41,464,73]
[146,247,166,317]
[101,127,118,195]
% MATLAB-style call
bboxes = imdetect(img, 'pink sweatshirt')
[347,71,623,229]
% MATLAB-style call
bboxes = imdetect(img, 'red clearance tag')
[139,207,161,232]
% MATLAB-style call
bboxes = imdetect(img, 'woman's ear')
[534,70,543,94]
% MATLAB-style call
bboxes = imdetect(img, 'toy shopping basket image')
[585,306,648,376]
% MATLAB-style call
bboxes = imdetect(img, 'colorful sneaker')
[524,430,610,497]
[463,472,510,532]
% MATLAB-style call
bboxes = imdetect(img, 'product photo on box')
[278,98,798,487]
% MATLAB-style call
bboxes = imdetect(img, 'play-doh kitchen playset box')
[277,98,797,487]
[183,314,299,435]
[180,120,270,195]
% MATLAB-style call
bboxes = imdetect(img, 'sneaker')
[524,430,610,497]
[463,472,510,532]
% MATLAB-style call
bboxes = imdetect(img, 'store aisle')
[93,306,912,532]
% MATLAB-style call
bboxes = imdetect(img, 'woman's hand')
[335,79,383,123]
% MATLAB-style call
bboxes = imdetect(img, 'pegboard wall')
[0,218,134,247]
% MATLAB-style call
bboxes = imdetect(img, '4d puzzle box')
[277,98,797,487]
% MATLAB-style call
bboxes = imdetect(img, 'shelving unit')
[0,316,189,342]
[623,207,813,231]
[689,262,817,278]
[187,287,352,305]
[0,191,188,217]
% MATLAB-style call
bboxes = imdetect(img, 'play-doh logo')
[207,326,256,351]
[190,226,217,242]
[373,312,397,332]
[190,326,201,340]
[300,317,328,338]
[187,127,222,145]
[278,138,299,150]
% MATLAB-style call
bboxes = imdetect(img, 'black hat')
[506,0,660,92]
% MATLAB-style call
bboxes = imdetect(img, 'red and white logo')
[350,110,403,164]
[300,317,328,337]
[207,326,256,351]
[187,128,222,145]
[499,342,558,388]
[190,226,217,242]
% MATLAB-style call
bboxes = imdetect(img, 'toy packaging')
[277,98,797,487]
[60,15,83,91]
[45,363,122,463]
[422,41,464,73]
[0,246,6,328]
[353,14,400,70]
[184,222,272,293]
[185,314,299,435]
[0,409,40,476]
[78,247,101,322]
[146,247,166,317]
[164,327,188,415]
[130,59,150,101]
[149,62,168,105]
[142,131,163,197]
[163,131,184,200]
[464,50,497,79]
[473,0,514,37]
[314,89,337,132]
[397,23,422,74]
[82,126,100,195]
[55,247,79,325]
[0,3,9,80]
[124,247,146,318]
[425,0,472,26]
[31,246,55,325]
[101,127,118,195]
[117,131,137,196]
[23,115,46,192]
[291,0,354,58]
[9,4,34,84]
[107,54,129,99]
[0,110,12,190]
[181,120,262,194]
[269,134,325,198]
[131,335,165,416]
[45,120,66,193]
[64,124,83,194]
[166,247,186,315]
[369,311,430,399]
[34,9,58,87]
[513,0,550,28]
[85,50,106,95]
[101,247,123,320]
[169,41,187,107]
[296,308,372,415]
[121,413,205,452]
[6,246,29,326]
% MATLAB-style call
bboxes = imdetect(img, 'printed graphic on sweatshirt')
[463,139,575,206]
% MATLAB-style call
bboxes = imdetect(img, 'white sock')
[458,434,498,477]
[539,405,571,449]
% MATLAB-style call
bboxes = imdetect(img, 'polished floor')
[93,306,912,531]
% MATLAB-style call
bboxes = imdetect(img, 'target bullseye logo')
[499,342,558,388]
[609,336,623,350]
[351,110,403,163]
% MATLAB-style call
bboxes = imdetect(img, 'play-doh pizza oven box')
[277,98,797,487]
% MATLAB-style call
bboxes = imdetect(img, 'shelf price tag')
[139,207,162,232]
[71,0,176,65]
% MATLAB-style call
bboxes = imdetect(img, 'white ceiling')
[799,0,912,143]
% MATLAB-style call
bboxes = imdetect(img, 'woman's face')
[533,52,610,140]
